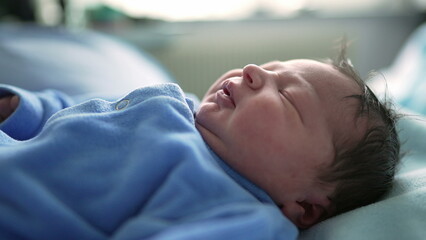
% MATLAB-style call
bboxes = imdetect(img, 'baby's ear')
[279,200,330,229]
[293,201,328,229]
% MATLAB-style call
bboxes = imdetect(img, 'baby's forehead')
[261,59,356,89]
[260,60,364,104]
[260,59,332,73]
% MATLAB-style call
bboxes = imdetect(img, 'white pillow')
[0,23,174,98]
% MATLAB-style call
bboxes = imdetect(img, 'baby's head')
[195,48,400,229]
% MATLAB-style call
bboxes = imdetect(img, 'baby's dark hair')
[320,42,401,217]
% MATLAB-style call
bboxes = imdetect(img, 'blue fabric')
[0,83,297,240]
[0,85,74,140]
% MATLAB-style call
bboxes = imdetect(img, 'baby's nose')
[242,64,267,90]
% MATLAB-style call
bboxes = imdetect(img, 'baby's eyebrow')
[260,61,281,70]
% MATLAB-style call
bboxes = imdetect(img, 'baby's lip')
[221,80,235,106]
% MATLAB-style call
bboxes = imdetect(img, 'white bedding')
[300,116,426,240]
[300,22,426,240]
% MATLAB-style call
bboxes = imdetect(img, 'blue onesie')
[0,83,297,240]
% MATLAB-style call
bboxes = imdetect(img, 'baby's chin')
[195,101,217,124]
[195,120,227,155]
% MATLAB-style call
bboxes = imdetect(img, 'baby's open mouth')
[220,80,235,106]
[223,85,230,96]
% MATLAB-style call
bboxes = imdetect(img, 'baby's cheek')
[232,113,276,148]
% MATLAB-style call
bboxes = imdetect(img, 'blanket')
[0,83,297,240]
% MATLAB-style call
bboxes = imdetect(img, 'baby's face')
[195,59,366,227]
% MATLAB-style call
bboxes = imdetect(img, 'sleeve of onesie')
[0,84,75,141]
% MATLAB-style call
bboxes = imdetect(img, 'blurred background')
[0,0,424,98]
